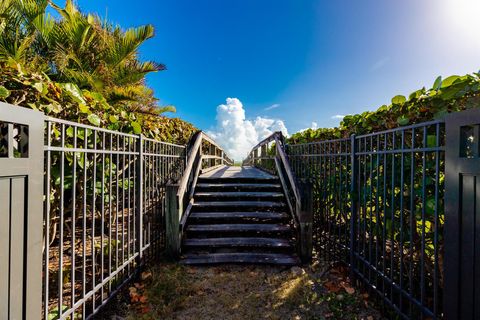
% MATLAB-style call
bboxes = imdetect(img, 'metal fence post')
[136,134,144,261]
[0,102,44,319]
[349,134,358,281]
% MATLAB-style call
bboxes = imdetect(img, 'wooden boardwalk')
[200,165,274,179]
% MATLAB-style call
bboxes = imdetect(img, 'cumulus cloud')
[208,98,288,161]
[331,114,345,120]
[264,103,280,111]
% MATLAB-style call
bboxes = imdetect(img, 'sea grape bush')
[288,72,480,143]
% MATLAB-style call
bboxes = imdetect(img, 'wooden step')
[183,237,293,248]
[186,223,291,233]
[195,191,284,197]
[192,201,286,211]
[181,252,300,265]
[189,211,289,221]
[194,191,285,201]
[197,177,279,184]
[195,183,282,192]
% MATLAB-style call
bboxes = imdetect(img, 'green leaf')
[109,115,118,123]
[433,76,442,91]
[131,121,142,134]
[32,82,44,93]
[391,95,406,105]
[157,105,176,114]
[441,75,460,88]
[397,116,409,126]
[87,114,101,126]
[426,135,437,147]
[0,85,11,98]
[60,83,86,104]
[409,88,424,100]
[78,104,89,113]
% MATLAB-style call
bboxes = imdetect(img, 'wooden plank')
[194,192,284,197]
[199,166,276,179]
[190,211,288,220]
[183,237,293,248]
[196,183,281,189]
[177,132,202,198]
[181,252,299,265]
[192,201,286,208]
[186,223,291,233]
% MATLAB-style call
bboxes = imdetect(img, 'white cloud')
[331,114,345,120]
[207,98,288,161]
[264,103,280,111]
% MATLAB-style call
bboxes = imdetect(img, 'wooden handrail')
[175,131,233,232]
[274,136,301,208]
[244,131,312,262]
[177,132,203,198]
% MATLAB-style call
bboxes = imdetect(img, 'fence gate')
[0,102,44,319]
[445,108,480,319]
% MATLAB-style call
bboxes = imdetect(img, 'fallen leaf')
[324,281,342,293]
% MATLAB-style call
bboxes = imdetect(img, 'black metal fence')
[43,117,187,319]
[288,120,444,319]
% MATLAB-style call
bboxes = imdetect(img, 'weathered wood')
[177,132,202,199]
[298,180,313,263]
[195,191,284,198]
[192,201,286,208]
[183,237,293,248]
[186,223,291,233]
[199,166,276,179]
[189,211,289,220]
[196,182,281,190]
[181,252,300,265]
[165,184,181,257]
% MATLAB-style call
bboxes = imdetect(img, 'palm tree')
[0,0,172,114]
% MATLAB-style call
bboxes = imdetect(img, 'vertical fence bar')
[136,135,144,261]
[350,134,358,280]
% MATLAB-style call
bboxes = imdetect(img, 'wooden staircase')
[180,173,300,265]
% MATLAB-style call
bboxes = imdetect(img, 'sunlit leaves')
[87,113,101,126]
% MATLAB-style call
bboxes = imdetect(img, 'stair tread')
[181,252,300,265]
[187,223,291,232]
[190,211,289,219]
[196,183,281,188]
[195,192,284,197]
[193,201,285,207]
[183,237,293,247]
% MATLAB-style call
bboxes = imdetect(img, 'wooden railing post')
[298,180,313,263]
[166,183,181,257]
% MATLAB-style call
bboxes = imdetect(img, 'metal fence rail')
[288,120,444,319]
[43,117,186,320]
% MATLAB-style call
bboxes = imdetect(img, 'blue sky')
[75,0,480,134]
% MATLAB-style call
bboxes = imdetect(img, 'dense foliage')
[0,0,196,144]
[288,72,480,144]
